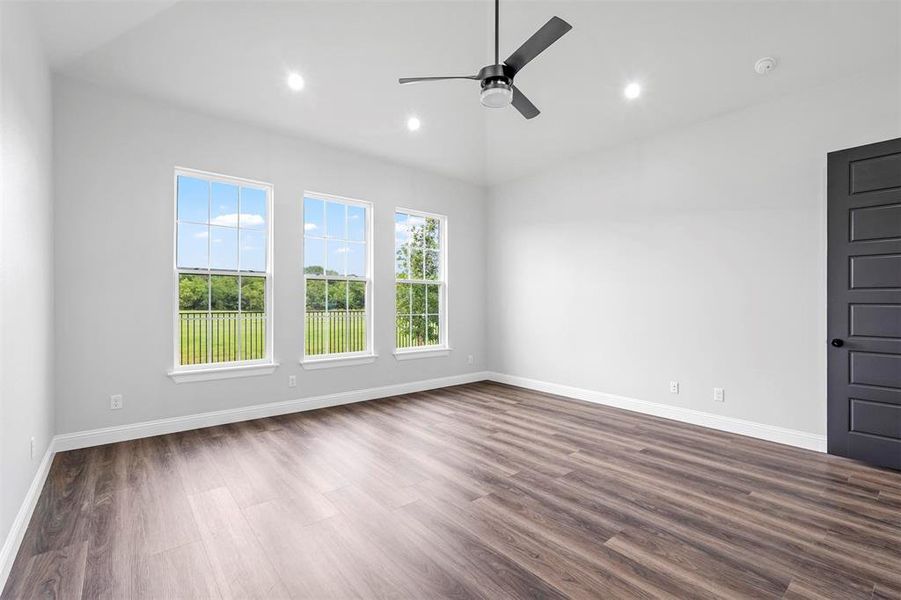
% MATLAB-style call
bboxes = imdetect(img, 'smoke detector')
[754,57,777,75]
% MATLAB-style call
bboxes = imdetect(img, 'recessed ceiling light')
[624,82,641,100]
[286,72,305,92]
[407,116,421,132]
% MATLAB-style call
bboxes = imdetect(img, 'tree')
[179,274,266,313]
[179,274,208,311]
[395,218,439,279]
[395,217,441,346]
[210,275,239,311]
[241,277,265,311]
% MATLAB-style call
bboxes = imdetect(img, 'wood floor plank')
[164,428,227,497]
[470,492,695,600]
[421,489,660,599]
[187,487,290,599]
[565,455,901,591]
[145,541,223,599]
[205,424,292,508]
[782,576,874,599]
[604,526,786,598]
[872,584,901,600]
[322,488,466,599]
[552,467,871,590]
[5,381,901,599]
[132,436,201,556]
[243,502,367,599]
[397,498,571,599]
[79,486,151,599]
[323,485,486,599]
[2,541,88,600]
[14,450,96,558]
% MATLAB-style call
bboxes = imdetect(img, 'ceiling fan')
[397,0,572,119]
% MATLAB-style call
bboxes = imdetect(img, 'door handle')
[831,338,844,348]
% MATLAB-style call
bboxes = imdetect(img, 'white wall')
[487,65,901,437]
[0,2,55,552]
[53,77,486,435]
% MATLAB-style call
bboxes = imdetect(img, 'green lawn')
[179,310,368,364]
[304,310,366,356]
[179,311,267,365]
[180,309,439,364]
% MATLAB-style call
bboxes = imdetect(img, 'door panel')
[850,304,901,339]
[850,204,901,242]
[850,399,901,438]
[849,254,901,289]
[849,352,901,390]
[850,153,901,193]
[828,137,901,470]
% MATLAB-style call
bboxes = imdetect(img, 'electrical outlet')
[713,387,724,403]
[288,375,297,388]
[30,437,35,460]
[669,381,679,394]
[467,354,474,365]
[110,394,123,410]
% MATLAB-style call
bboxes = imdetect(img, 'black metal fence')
[183,309,431,363]
[179,311,266,365]
[395,316,440,349]
[304,309,366,356]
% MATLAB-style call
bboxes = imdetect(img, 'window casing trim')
[393,347,451,360]
[299,352,378,369]
[168,362,279,383]
[394,207,448,352]
[302,191,374,360]
[171,167,275,374]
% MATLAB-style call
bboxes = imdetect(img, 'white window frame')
[301,191,375,368]
[393,208,449,358]
[169,167,276,382]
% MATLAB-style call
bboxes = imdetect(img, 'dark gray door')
[828,137,901,470]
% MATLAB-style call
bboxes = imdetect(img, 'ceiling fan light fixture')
[480,81,513,108]
[397,0,572,119]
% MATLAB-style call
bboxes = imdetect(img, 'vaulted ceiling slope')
[26,1,901,185]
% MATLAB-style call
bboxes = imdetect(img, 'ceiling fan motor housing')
[477,64,514,82]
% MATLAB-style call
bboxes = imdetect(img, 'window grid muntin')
[303,192,372,358]
[175,169,272,368]
[395,209,446,350]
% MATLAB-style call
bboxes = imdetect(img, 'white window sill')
[168,362,279,383]
[393,347,452,360]
[300,353,378,370]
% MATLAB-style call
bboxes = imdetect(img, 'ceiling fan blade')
[511,85,540,119]
[398,75,479,84]
[504,16,572,75]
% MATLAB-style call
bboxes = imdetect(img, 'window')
[303,193,372,360]
[173,169,272,371]
[395,209,446,351]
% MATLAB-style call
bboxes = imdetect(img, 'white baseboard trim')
[54,371,491,452]
[486,372,827,452]
[0,446,55,592]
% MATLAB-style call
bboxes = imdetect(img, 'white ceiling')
[26,0,901,185]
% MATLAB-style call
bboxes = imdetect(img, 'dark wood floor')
[4,381,901,599]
